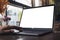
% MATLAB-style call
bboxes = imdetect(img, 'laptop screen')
[20,6,54,28]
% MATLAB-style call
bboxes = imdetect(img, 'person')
[0,0,23,33]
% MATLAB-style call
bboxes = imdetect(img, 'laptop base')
[0,28,52,36]
[15,28,52,36]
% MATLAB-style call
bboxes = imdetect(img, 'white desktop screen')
[15,0,32,7]
[20,6,54,28]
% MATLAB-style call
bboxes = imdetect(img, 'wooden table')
[0,33,57,40]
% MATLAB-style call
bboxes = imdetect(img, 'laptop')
[1,5,54,36]
[14,5,54,36]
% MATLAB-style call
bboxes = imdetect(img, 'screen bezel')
[20,5,55,30]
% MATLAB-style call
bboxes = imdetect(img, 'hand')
[3,16,11,21]
[0,25,23,33]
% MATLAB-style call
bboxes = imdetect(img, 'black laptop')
[13,5,54,36]
[1,5,54,36]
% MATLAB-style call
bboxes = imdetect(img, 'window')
[7,5,23,26]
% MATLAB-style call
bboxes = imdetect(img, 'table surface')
[0,32,59,40]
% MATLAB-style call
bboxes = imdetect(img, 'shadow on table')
[54,33,60,40]
[0,35,22,40]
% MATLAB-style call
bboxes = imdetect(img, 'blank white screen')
[20,6,54,28]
